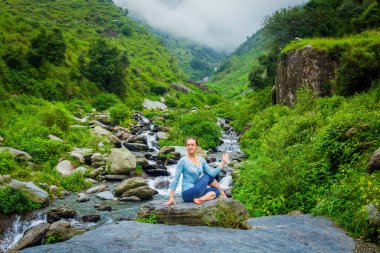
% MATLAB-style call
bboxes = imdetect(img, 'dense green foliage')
[0,187,41,214]
[61,171,92,192]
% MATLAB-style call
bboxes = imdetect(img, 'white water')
[0,213,46,252]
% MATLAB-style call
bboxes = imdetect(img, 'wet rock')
[138,199,250,229]
[196,147,208,160]
[56,160,75,176]
[90,167,104,178]
[159,146,175,155]
[103,175,129,181]
[156,132,168,140]
[86,185,107,194]
[50,220,71,230]
[92,126,112,137]
[136,157,149,167]
[10,180,49,204]
[48,134,64,142]
[77,193,90,202]
[121,186,158,200]
[126,135,148,145]
[119,196,142,202]
[0,147,32,160]
[47,207,77,223]
[144,169,170,177]
[123,142,149,151]
[70,148,93,164]
[9,223,50,251]
[106,148,136,175]
[143,98,167,110]
[96,191,114,200]
[96,205,112,212]
[368,147,380,174]
[82,214,101,223]
[114,177,147,196]
[154,180,170,189]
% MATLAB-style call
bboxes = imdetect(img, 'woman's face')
[186,139,197,155]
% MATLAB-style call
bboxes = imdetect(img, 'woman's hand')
[163,197,176,206]
[220,153,229,168]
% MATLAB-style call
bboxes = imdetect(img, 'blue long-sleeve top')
[170,156,221,192]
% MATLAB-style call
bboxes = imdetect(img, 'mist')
[114,0,307,52]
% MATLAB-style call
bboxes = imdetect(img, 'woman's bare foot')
[219,192,227,198]
[193,198,204,205]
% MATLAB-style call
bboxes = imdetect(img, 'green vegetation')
[45,235,65,245]
[136,214,158,224]
[61,171,92,192]
[0,187,41,214]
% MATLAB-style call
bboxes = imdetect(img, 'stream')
[0,115,244,252]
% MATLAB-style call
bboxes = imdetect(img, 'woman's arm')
[163,159,184,206]
[201,153,229,177]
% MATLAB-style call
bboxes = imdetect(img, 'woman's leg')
[182,174,214,202]
[193,191,216,204]
[208,179,227,198]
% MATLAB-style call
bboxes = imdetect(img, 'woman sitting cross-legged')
[163,137,228,206]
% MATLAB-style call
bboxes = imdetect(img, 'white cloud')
[114,0,307,52]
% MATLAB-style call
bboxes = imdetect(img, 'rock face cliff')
[275,45,338,106]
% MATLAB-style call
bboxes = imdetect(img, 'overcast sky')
[114,0,307,52]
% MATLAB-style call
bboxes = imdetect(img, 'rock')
[70,148,93,164]
[3,174,11,183]
[96,205,112,212]
[20,217,355,253]
[136,157,149,167]
[127,135,148,144]
[160,97,166,103]
[48,134,64,142]
[94,114,110,124]
[196,147,208,160]
[103,175,129,181]
[288,210,304,216]
[74,166,87,174]
[85,178,97,184]
[109,134,121,143]
[144,169,170,177]
[368,147,380,174]
[86,185,107,194]
[366,204,380,226]
[143,98,167,110]
[106,148,136,175]
[159,146,175,155]
[56,160,75,176]
[10,180,49,204]
[47,207,77,223]
[138,199,250,229]
[91,161,106,168]
[119,196,142,202]
[50,220,71,230]
[77,193,90,202]
[0,147,32,160]
[114,177,147,196]
[123,142,149,151]
[91,153,103,163]
[156,132,168,140]
[49,185,59,195]
[92,126,112,137]
[343,124,369,139]
[90,167,104,178]
[171,83,191,94]
[96,191,114,200]
[82,214,101,223]
[89,120,112,130]
[121,186,158,200]
[154,180,170,189]
[45,227,86,242]
[9,223,50,251]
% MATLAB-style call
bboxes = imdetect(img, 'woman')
[164,137,229,206]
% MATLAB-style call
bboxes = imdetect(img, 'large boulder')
[56,160,75,176]
[0,147,32,160]
[171,83,191,94]
[368,147,380,174]
[10,180,49,205]
[138,198,250,229]
[121,186,158,200]
[106,148,136,175]
[143,98,167,110]
[113,177,147,196]
[9,223,50,251]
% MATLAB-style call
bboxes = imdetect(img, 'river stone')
[77,193,90,202]
[96,191,114,200]
[123,142,149,151]
[103,175,129,181]
[114,177,147,196]
[156,131,168,140]
[10,222,50,251]
[90,167,104,178]
[108,134,121,143]
[92,126,112,137]
[366,204,380,225]
[10,180,49,204]
[196,147,208,160]
[70,148,93,164]
[47,207,77,223]
[144,169,170,177]
[0,147,32,160]
[86,185,107,194]
[119,196,142,202]
[143,98,167,110]
[135,157,149,167]
[91,153,103,163]
[159,146,175,155]
[74,166,87,174]
[45,227,86,242]
[92,161,106,168]
[106,148,136,175]
[82,214,101,223]
[121,186,158,200]
[50,220,71,230]
[96,205,112,212]
[138,198,250,229]
[56,160,75,176]
[48,134,64,142]
[368,147,380,174]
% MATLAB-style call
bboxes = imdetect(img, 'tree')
[84,39,129,96]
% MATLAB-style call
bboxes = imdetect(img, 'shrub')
[151,85,167,95]
[39,103,71,132]
[0,151,23,174]
[92,93,121,111]
[109,103,131,125]
[0,187,41,214]
[61,171,92,192]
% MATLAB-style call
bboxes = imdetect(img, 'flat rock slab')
[21,215,354,253]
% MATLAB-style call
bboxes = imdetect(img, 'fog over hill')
[114,0,307,52]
